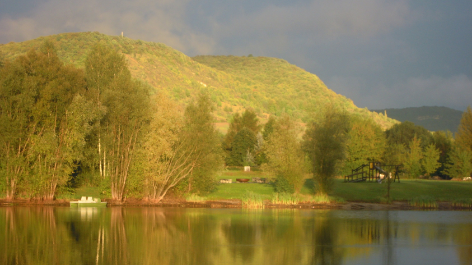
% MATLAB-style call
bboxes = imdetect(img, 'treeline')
[223,106,472,195]
[0,41,222,201]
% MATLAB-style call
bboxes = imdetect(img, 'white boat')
[70,196,107,207]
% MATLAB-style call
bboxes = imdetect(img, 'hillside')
[372,106,463,133]
[0,32,397,128]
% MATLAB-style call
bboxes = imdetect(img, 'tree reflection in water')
[310,211,344,265]
[1,207,472,264]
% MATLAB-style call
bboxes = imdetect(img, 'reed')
[242,191,264,208]
[452,198,472,209]
[271,193,300,205]
[408,196,438,208]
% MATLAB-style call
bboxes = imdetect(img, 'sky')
[1,0,471,111]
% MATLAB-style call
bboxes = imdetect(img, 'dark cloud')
[1,0,471,111]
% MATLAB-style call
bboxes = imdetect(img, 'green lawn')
[333,179,472,202]
[209,171,472,203]
[208,170,274,200]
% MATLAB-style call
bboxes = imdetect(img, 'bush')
[274,176,294,194]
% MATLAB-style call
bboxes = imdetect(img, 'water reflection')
[1,207,472,265]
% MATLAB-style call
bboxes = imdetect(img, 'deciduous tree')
[0,42,92,199]
[422,143,441,177]
[456,106,472,152]
[342,117,386,175]
[223,108,260,165]
[264,115,306,193]
[386,121,433,150]
[85,44,150,201]
[404,136,423,178]
[443,145,472,178]
[303,108,350,195]
[180,93,223,194]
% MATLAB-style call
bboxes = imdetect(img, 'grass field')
[60,170,472,203]
[210,170,472,203]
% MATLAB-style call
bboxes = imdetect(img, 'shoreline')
[1,198,471,211]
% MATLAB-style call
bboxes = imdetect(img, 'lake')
[1,207,471,265]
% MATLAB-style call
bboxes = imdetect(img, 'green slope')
[0,32,397,128]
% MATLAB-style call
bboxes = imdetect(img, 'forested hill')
[0,31,396,128]
[372,106,463,133]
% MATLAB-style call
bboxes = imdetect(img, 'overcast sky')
[1,0,471,111]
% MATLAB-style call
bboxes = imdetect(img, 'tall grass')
[186,194,206,202]
[242,191,264,208]
[309,193,343,204]
[452,198,472,209]
[408,196,438,209]
[271,193,300,205]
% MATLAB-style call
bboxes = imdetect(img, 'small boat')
[70,196,107,207]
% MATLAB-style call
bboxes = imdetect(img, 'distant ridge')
[0,32,397,128]
[372,106,463,133]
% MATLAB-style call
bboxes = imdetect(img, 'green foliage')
[229,128,257,166]
[432,130,453,177]
[223,109,261,165]
[0,43,93,200]
[264,115,306,193]
[452,198,472,208]
[186,193,206,202]
[422,143,441,177]
[342,116,386,175]
[271,192,300,205]
[85,44,151,201]
[274,176,295,194]
[403,136,424,178]
[141,93,185,200]
[1,32,406,200]
[408,196,438,209]
[443,145,472,178]
[385,121,433,150]
[242,190,264,208]
[456,106,472,152]
[0,32,398,130]
[262,116,275,141]
[181,93,224,195]
[304,108,350,195]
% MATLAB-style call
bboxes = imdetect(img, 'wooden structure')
[344,162,401,183]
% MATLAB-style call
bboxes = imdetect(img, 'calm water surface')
[1,207,472,265]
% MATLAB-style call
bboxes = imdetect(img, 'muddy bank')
[1,198,470,210]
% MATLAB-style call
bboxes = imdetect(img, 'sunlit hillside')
[0,31,397,128]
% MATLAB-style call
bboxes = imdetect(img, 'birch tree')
[0,42,92,199]
[85,44,150,201]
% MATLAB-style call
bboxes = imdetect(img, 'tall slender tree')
[85,44,150,201]
[404,136,423,178]
[303,108,350,195]
[264,115,306,193]
[181,93,223,194]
